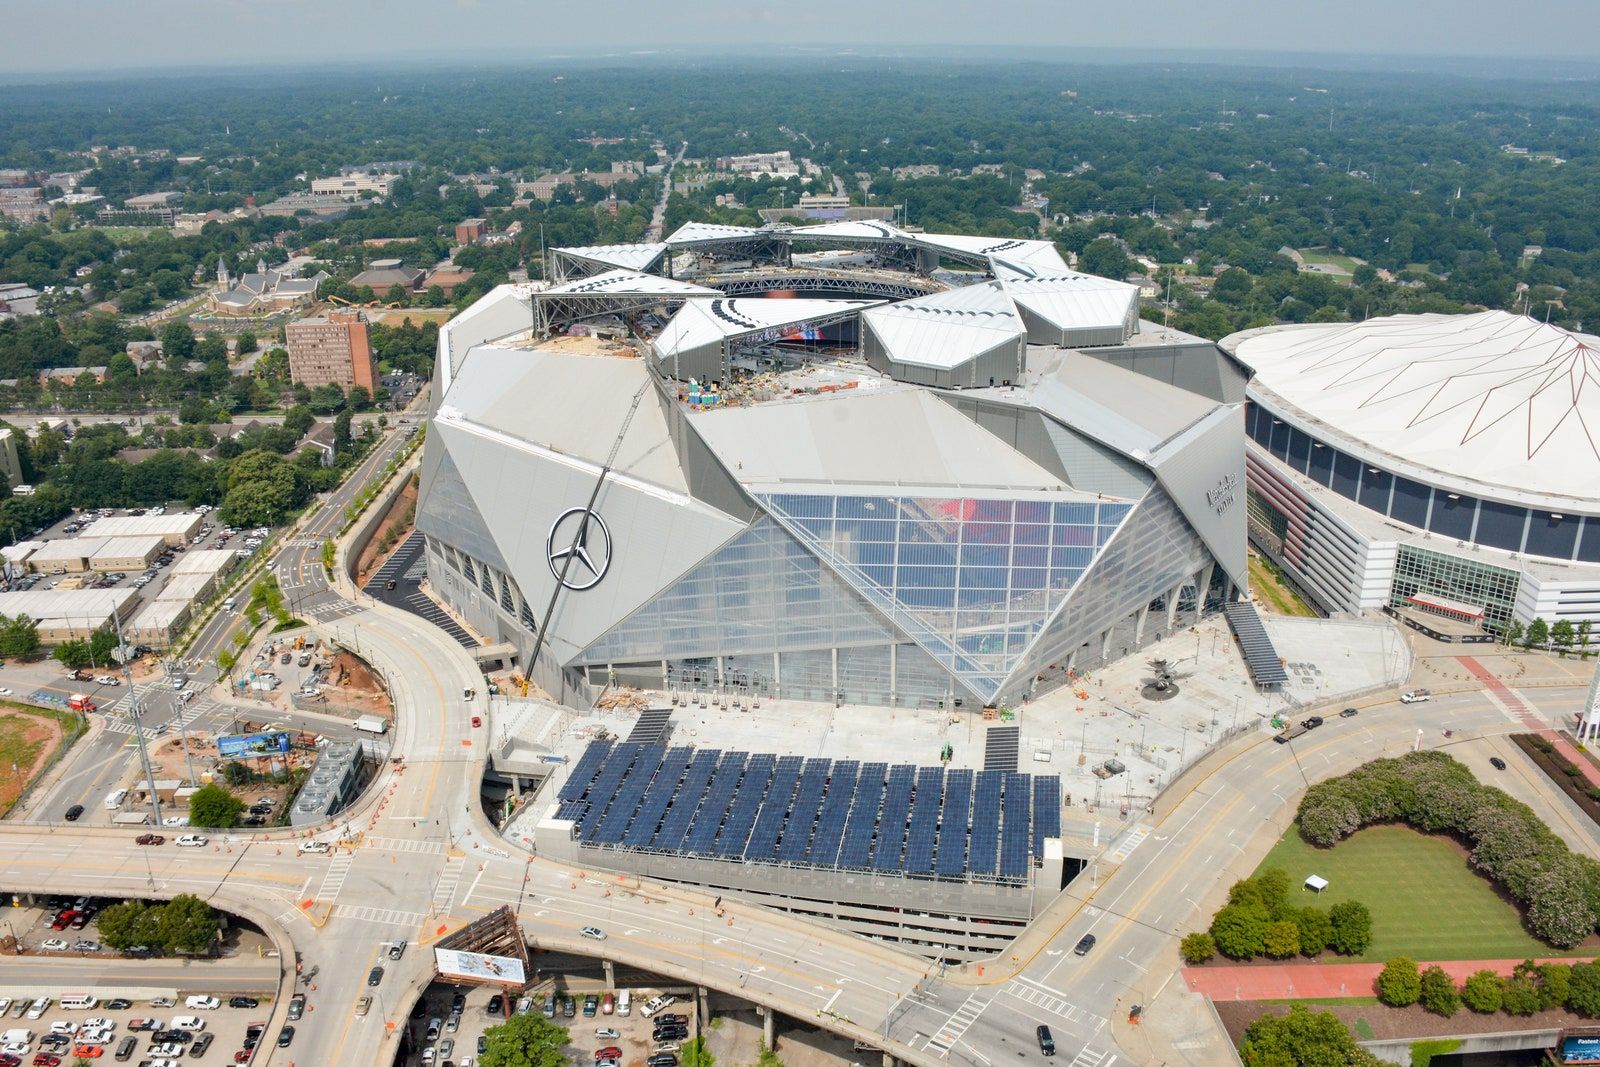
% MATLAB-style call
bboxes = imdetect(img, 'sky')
[3,0,1598,74]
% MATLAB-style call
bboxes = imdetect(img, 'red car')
[49,910,77,930]
[471,715,481,727]
[134,833,164,846]
[70,1047,102,1059]
[234,1051,252,1064]
[595,1048,623,1061]
[32,1054,61,1067]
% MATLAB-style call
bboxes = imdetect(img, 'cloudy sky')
[4,0,1598,74]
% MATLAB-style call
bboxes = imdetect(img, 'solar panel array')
[1225,602,1290,688]
[557,741,1064,885]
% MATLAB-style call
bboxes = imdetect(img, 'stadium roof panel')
[540,269,722,298]
[860,280,1025,370]
[652,297,878,359]
[1228,310,1600,506]
[553,242,669,273]
[786,220,912,242]
[665,221,770,246]
[999,271,1142,334]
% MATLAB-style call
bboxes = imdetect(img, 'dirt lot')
[327,649,392,717]
[0,707,68,816]
[356,475,418,587]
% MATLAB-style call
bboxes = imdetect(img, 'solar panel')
[903,767,944,875]
[935,769,973,877]
[576,742,643,841]
[1033,775,1061,857]
[869,765,915,870]
[1000,772,1031,880]
[555,800,588,822]
[652,750,719,851]
[745,757,803,861]
[682,752,748,853]
[966,770,1003,876]
[805,760,859,867]
[626,707,674,744]
[777,759,832,863]
[839,763,888,869]
[1226,602,1289,687]
[623,747,693,847]
[715,754,774,857]
[558,739,613,801]
[592,744,667,844]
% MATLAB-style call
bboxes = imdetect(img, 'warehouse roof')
[0,588,137,623]
[90,535,166,561]
[28,537,108,563]
[79,513,203,539]
[171,549,239,577]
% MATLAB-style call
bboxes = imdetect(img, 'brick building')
[285,311,377,392]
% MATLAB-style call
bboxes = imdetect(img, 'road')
[0,955,280,993]
[647,142,687,242]
[3,384,1592,1064]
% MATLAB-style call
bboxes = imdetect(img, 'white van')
[60,994,97,1010]
[171,1014,207,1029]
[617,990,631,1017]
[0,1029,34,1045]
[175,834,208,847]
[25,996,50,1019]
[183,995,219,1010]
[104,787,129,811]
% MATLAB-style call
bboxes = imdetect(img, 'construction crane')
[525,379,650,681]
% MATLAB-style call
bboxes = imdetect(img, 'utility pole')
[117,612,164,826]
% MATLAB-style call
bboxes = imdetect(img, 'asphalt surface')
[5,384,1595,1066]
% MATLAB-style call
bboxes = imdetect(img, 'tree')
[187,783,244,828]
[1213,267,1253,304]
[1079,238,1135,280]
[156,894,220,955]
[1419,965,1460,1017]
[0,613,40,659]
[681,1037,715,1067]
[1210,902,1269,960]
[1263,920,1301,959]
[334,410,353,457]
[1257,867,1292,919]
[1526,617,1550,649]
[1553,619,1576,655]
[1503,618,1524,647]
[1239,1005,1385,1067]
[1376,957,1422,1006]
[347,385,372,412]
[1180,931,1216,965]
[478,1012,570,1067]
[160,321,195,363]
[96,900,158,952]
[1328,900,1373,956]
[1461,970,1504,1013]
[1581,620,1593,657]
[1296,907,1333,957]
[1502,964,1543,1016]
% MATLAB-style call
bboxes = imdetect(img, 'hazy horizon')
[3,0,1598,78]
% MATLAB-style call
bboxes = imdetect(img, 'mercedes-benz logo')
[547,506,612,591]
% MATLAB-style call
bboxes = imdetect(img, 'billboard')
[218,731,291,759]
[1564,1036,1600,1064]
[433,948,527,985]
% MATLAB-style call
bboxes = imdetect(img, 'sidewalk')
[1460,655,1600,789]
[1185,955,1586,1001]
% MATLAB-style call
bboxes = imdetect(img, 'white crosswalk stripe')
[363,836,445,855]
[432,856,465,912]
[332,904,425,927]
[923,992,991,1055]
[317,853,354,903]
[1002,980,1105,1030]
[1108,824,1150,864]
[1067,1048,1116,1067]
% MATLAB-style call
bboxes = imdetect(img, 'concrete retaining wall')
[1361,1028,1557,1065]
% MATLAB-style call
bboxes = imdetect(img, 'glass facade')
[759,492,1132,699]
[1390,544,1520,630]
[1245,400,1598,563]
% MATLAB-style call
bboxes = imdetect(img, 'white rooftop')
[1229,311,1600,508]
[861,280,1024,370]
[555,243,668,273]
[540,269,722,298]
[997,269,1142,333]
[79,513,204,539]
[0,587,136,623]
[664,221,769,246]
[651,297,878,362]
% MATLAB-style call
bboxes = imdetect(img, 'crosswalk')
[1067,1048,1117,1067]
[317,853,354,902]
[431,856,465,913]
[1108,825,1150,864]
[362,836,444,856]
[333,903,425,927]
[1002,979,1105,1031]
[923,992,991,1056]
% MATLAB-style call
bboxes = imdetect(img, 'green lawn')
[1254,823,1595,962]
[1296,247,1365,273]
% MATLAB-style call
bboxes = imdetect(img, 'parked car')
[227,997,258,1010]
[287,994,305,1020]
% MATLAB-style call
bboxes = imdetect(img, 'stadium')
[1226,311,1600,640]
[416,218,1251,712]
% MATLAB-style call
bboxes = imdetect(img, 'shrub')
[1180,932,1216,965]
[1377,957,1423,1007]
[1527,866,1598,948]
[1461,970,1504,1013]
[1263,920,1302,959]
[1228,878,1265,908]
[1296,907,1333,957]
[1211,903,1270,960]
[1567,764,1584,777]
[1299,794,1362,847]
[1533,738,1555,754]
[1328,900,1374,956]
[1540,963,1573,1010]
[1257,867,1292,919]
[1568,961,1600,1017]
[1502,970,1543,1016]
[1419,966,1460,1017]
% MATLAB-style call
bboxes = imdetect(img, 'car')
[50,910,76,929]
[31,1057,61,1067]
[1301,716,1324,730]
[387,940,406,960]
[478,1035,489,1055]
[63,805,83,822]
[355,996,372,1017]
[1036,1024,1056,1056]
[595,1047,623,1061]
[367,965,384,986]
[94,676,119,686]
[640,995,677,1018]
[280,653,291,665]
[601,993,614,1015]
[287,994,305,1020]
[653,1026,688,1040]
[71,939,100,952]
[126,1019,158,1031]
[298,841,330,855]
[69,1046,102,1059]
[440,1039,455,1057]
[276,1026,294,1048]
[1490,756,1508,770]
[103,1001,130,1012]
[580,926,607,940]
[69,913,89,930]
[445,1011,461,1033]
[1400,689,1432,704]
[563,997,576,1019]
[232,1053,250,1064]
[425,1018,441,1041]
[652,1047,681,1058]
[1340,707,1359,718]
[41,938,67,951]
[597,1060,620,1067]
[135,834,163,846]
[486,997,501,1016]
[471,715,481,728]
[543,996,557,1019]
[1073,933,1097,956]
[150,1043,185,1057]
[647,1054,678,1067]
[190,1033,212,1056]
[50,1022,78,1036]
[175,834,207,847]
[185,995,220,1010]
[656,1014,688,1026]
[227,997,257,1009]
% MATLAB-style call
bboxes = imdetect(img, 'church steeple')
[215,259,230,287]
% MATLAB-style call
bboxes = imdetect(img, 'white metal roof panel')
[555,243,668,272]
[1000,272,1140,331]
[785,220,911,242]
[540,269,721,298]
[664,222,768,246]
[651,297,877,360]
[861,281,1025,369]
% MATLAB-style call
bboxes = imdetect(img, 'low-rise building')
[455,218,487,245]
[348,258,424,293]
[26,538,106,574]
[126,599,191,649]
[78,512,205,546]
[310,173,397,198]
[0,588,138,643]
[89,535,166,573]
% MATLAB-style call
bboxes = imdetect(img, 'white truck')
[353,715,389,736]
[1400,689,1433,704]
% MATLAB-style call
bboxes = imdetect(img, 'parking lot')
[400,983,696,1067]
[0,987,277,1065]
